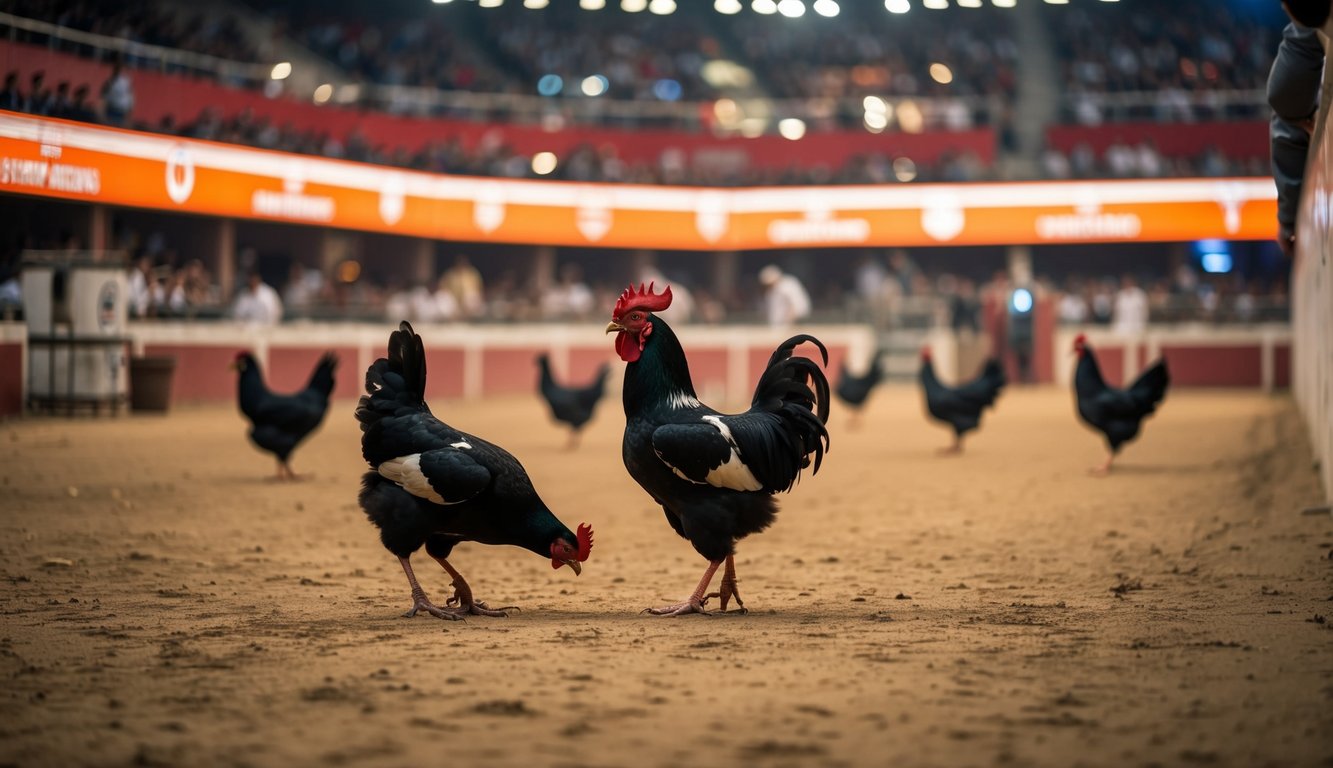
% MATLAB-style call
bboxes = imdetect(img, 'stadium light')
[478,0,503,6]
[929,63,953,84]
[778,118,806,140]
[897,100,923,132]
[270,62,292,80]
[532,152,558,175]
[1042,0,1069,4]
[524,0,549,7]
[957,0,981,6]
[893,157,917,182]
[430,0,454,4]
[864,111,888,132]
[753,0,778,14]
[537,74,563,95]
[715,0,743,12]
[649,0,676,14]
[580,0,607,7]
[777,0,805,17]
[313,84,333,104]
[813,0,839,16]
[582,75,610,96]
[622,0,648,10]
[923,0,947,8]
[884,0,911,12]
[991,0,1016,6]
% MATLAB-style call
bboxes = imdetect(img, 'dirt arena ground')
[1,385,1330,768]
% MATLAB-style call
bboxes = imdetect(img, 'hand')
[1278,227,1296,259]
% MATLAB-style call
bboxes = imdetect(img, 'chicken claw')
[403,596,466,621]
[643,598,709,617]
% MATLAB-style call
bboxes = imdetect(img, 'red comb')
[613,282,672,318]
[575,523,594,561]
[1074,333,1087,344]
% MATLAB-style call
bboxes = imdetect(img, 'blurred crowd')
[1040,138,1268,180]
[1052,0,1278,124]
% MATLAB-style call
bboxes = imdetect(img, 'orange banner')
[0,111,1278,249]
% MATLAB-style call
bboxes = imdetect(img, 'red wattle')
[615,331,641,363]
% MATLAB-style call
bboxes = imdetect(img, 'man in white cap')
[759,264,811,328]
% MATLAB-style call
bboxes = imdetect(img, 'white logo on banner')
[380,173,405,225]
[473,182,506,232]
[695,191,729,243]
[920,191,964,242]
[165,145,195,204]
[576,190,613,241]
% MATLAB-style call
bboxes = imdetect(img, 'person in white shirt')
[233,271,283,326]
[1112,274,1149,336]
[759,264,811,328]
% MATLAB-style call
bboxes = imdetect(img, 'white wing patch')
[450,441,472,449]
[378,453,448,504]
[669,391,703,410]
[699,415,763,492]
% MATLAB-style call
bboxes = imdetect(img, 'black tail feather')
[304,352,339,398]
[752,335,832,483]
[355,322,428,433]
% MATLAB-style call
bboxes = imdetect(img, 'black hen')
[834,352,883,429]
[356,322,593,619]
[233,351,336,480]
[607,283,829,616]
[536,354,611,449]
[1073,334,1170,474]
[920,351,1006,454]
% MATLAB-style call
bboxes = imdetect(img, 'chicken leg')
[704,555,747,614]
[398,555,464,620]
[937,434,962,455]
[645,559,721,617]
[1089,451,1114,476]
[433,556,516,617]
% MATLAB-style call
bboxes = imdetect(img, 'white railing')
[1060,88,1270,123]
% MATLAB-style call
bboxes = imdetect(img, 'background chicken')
[536,354,611,449]
[920,350,1006,454]
[606,283,829,616]
[233,351,337,480]
[834,352,883,430]
[357,322,592,619]
[1073,334,1170,474]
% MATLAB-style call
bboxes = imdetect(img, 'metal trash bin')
[129,356,176,413]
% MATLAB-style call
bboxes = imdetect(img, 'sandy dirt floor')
[1,384,1331,768]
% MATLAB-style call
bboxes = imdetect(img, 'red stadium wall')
[0,323,25,417]
[1053,327,1291,392]
[0,40,995,169]
[125,323,876,407]
[1045,121,1268,161]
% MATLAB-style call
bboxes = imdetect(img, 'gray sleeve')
[1267,23,1324,122]
[1272,114,1311,231]
[1267,23,1324,232]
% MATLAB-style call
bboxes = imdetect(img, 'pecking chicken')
[536,354,611,449]
[356,322,593,619]
[920,350,1006,454]
[834,352,883,430]
[233,351,337,481]
[1072,334,1170,475]
[606,283,830,616]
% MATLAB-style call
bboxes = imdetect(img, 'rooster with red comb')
[607,283,830,616]
[356,322,593,619]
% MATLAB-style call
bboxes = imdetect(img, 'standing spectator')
[1112,274,1150,336]
[542,264,594,320]
[282,262,324,318]
[888,250,920,296]
[48,82,71,119]
[68,85,97,123]
[1268,6,1328,257]
[23,71,49,115]
[439,254,484,318]
[1058,280,1091,324]
[0,72,21,112]
[101,62,135,126]
[758,264,811,328]
[128,256,155,318]
[233,271,284,325]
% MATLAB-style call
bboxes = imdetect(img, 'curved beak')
[605,321,625,334]
[563,559,582,576]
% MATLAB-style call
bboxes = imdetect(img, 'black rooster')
[536,354,611,449]
[1073,334,1170,474]
[834,352,883,430]
[606,283,829,616]
[233,351,337,481]
[356,322,593,619]
[920,350,1006,454]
